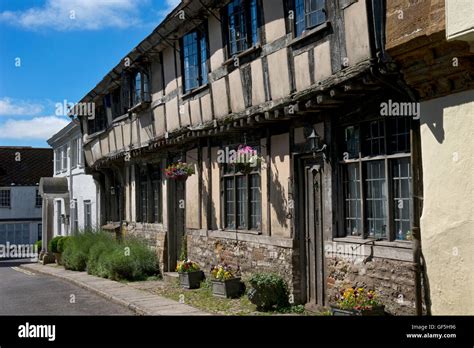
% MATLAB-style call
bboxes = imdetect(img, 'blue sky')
[0,0,179,148]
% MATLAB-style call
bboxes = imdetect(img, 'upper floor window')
[182,28,209,93]
[294,0,327,37]
[226,0,259,56]
[35,189,42,207]
[0,189,11,208]
[71,137,82,169]
[340,118,412,241]
[88,105,107,135]
[55,149,61,174]
[131,69,150,107]
[61,145,68,172]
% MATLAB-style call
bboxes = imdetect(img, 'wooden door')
[304,159,325,306]
[167,179,185,272]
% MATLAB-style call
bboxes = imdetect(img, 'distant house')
[0,147,53,246]
[47,121,98,236]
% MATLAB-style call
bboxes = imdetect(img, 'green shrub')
[57,236,71,253]
[34,240,42,253]
[63,232,105,271]
[247,273,290,311]
[103,238,160,281]
[49,236,63,254]
[87,234,118,277]
[61,230,160,281]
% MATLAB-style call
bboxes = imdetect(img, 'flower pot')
[330,304,385,316]
[179,271,202,289]
[54,252,62,266]
[211,278,241,298]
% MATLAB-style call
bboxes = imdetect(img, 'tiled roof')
[0,147,53,186]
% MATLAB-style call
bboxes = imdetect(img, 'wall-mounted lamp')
[110,186,116,195]
[306,129,328,160]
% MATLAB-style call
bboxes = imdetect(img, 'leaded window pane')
[225,177,235,229]
[365,161,387,239]
[249,174,261,230]
[344,164,362,236]
[392,158,411,240]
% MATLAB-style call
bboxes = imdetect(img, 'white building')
[47,121,98,236]
[0,147,53,246]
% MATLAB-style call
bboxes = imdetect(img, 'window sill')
[222,229,262,236]
[128,101,151,114]
[112,113,130,124]
[332,236,413,249]
[182,84,209,100]
[289,22,329,47]
[223,45,262,67]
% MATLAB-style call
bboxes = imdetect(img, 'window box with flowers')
[164,161,195,181]
[176,260,202,289]
[331,287,385,316]
[210,264,242,298]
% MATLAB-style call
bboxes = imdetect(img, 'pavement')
[0,259,134,315]
[19,262,209,316]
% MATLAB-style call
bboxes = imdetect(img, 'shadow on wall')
[271,159,289,230]
[201,181,218,231]
[420,90,474,145]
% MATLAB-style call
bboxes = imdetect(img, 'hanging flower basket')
[165,161,195,181]
[232,145,262,174]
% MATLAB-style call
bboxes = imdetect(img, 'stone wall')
[187,230,302,302]
[326,256,417,315]
[125,223,168,272]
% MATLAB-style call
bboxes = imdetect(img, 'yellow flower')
[358,287,364,293]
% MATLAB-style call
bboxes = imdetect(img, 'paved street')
[0,259,135,315]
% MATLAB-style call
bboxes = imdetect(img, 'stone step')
[163,272,179,284]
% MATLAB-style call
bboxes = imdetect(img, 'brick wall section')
[386,0,446,52]
[187,231,303,302]
[326,256,417,315]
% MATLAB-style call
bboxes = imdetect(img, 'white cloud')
[0,97,44,116]
[0,116,70,140]
[0,0,147,31]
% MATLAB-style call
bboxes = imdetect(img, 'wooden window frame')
[223,0,261,58]
[339,118,413,242]
[293,0,327,37]
[181,26,209,94]
[220,144,262,233]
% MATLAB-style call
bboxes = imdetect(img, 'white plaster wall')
[420,90,474,315]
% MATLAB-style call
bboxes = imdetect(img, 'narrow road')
[0,259,135,315]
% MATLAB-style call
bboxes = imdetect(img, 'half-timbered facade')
[75,0,425,314]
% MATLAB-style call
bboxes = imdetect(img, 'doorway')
[167,178,185,272]
[298,155,326,307]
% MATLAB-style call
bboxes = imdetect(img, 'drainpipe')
[69,139,74,236]
[366,0,424,316]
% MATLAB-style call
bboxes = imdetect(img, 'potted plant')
[233,145,262,175]
[331,287,385,316]
[164,161,195,181]
[210,264,241,298]
[176,260,202,289]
